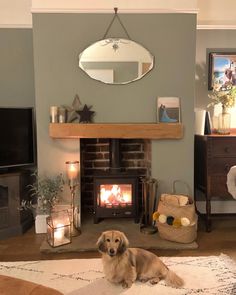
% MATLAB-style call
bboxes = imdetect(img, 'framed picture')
[208,52,236,90]
[157,97,181,123]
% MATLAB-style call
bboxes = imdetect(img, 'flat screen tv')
[0,107,36,170]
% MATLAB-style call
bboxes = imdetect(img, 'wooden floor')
[0,215,236,262]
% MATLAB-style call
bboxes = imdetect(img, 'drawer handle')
[224,164,230,172]
[224,147,230,153]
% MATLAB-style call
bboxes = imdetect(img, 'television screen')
[0,107,36,169]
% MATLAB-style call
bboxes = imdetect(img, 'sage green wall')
[0,29,35,107]
[33,13,196,195]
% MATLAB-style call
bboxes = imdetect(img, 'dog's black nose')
[109,248,115,255]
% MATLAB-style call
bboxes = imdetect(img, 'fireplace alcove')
[49,122,183,223]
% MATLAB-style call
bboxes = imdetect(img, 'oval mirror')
[79,38,154,84]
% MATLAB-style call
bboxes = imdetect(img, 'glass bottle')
[217,105,231,135]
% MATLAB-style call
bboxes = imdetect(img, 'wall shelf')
[49,123,183,139]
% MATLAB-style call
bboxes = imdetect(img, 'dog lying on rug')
[97,230,184,289]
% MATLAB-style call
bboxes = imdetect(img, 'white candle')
[54,223,64,241]
[66,161,79,180]
[50,106,58,123]
[67,163,78,180]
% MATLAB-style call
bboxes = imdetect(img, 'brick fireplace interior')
[80,138,151,223]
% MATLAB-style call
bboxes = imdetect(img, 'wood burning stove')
[93,139,140,223]
[94,175,139,223]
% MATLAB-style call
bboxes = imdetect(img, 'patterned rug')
[0,254,235,295]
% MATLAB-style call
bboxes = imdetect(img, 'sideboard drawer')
[210,138,236,157]
[209,158,236,174]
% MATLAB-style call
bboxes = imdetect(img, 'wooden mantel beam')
[49,123,183,139]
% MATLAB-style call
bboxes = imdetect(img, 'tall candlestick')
[65,161,81,237]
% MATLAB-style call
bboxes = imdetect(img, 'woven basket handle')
[172,180,191,196]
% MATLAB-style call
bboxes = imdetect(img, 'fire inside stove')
[99,184,132,208]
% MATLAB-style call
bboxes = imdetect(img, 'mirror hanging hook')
[102,7,131,40]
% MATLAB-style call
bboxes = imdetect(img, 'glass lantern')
[65,161,79,187]
[47,210,72,247]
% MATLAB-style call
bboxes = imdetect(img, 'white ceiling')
[0,0,236,29]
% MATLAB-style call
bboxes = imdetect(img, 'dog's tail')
[164,269,184,288]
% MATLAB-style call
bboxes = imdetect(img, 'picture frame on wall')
[208,52,236,90]
[157,97,181,123]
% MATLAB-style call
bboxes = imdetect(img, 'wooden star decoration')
[76,104,95,123]
[62,94,82,122]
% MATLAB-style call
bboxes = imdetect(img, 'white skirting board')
[196,201,236,214]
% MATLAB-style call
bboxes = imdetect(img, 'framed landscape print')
[157,97,181,123]
[208,52,236,90]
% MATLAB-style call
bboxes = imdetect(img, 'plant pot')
[35,214,49,234]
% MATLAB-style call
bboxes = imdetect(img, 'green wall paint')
[0,29,35,107]
[33,13,196,194]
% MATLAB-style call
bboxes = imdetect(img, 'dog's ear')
[118,232,129,254]
[96,232,107,253]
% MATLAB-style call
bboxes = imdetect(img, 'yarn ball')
[181,217,190,226]
[152,211,160,221]
[166,216,174,225]
[158,214,167,223]
[173,218,182,228]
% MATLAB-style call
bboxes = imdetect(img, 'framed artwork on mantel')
[157,97,181,123]
[208,52,236,90]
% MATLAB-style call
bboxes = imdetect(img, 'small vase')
[217,106,231,135]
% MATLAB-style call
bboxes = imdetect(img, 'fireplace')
[80,138,151,222]
[94,175,139,223]
[92,139,142,223]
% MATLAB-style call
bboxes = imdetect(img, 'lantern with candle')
[65,161,81,236]
[47,210,71,247]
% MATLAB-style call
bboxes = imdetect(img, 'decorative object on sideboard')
[208,81,236,134]
[65,161,81,237]
[47,210,72,247]
[78,8,154,85]
[157,97,181,123]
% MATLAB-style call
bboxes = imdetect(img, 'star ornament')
[77,104,95,123]
[62,94,82,122]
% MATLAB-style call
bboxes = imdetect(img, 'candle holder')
[65,161,81,237]
[47,210,71,247]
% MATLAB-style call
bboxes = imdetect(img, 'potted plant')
[208,81,236,134]
[20,171,64,233]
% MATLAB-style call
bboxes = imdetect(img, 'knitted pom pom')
[181,217,190,226]
[173,218,182,227]
[166,216,174,225]
[152,211,160,221]
[158,214,167,223]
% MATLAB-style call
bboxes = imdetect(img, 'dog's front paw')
[149,277,160,285]
[122,281,133,288]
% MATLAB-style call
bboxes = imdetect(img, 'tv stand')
[0,171,33,240]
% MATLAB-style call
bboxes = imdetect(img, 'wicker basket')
[156,180,198,243]
[156,216,198,244]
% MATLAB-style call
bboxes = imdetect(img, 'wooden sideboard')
[194,134,236,232]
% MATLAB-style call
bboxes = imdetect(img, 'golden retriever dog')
[97,230,184,289]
